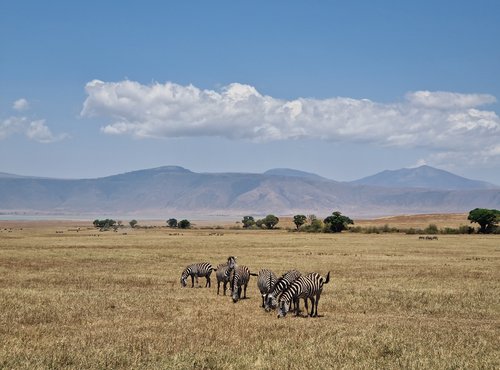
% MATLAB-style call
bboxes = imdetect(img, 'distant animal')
[180,262,214,288]
[231,265,258,303]
[265,269,302,311]
[256,269,277,308]
[215,256,237,295]
[277,271,330,318]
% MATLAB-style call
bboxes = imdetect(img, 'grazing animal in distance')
[265,269,302,311]
[277,271,330,318]
[180,262,214,288]
[257,269,278,308]
[215,256,237,295]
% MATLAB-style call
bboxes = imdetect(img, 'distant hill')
[0,165,499,218]
[264,168,329,181]
[350,165,498,190]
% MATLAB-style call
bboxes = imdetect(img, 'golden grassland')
[0,216,499,369]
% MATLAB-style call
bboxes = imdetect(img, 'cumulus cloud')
[12,98,30,111]
[1,115,67,144]
[81,80,500,164]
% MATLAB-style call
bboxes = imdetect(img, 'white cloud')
[405,91,496,109]
[13,98,29,111]
[81,80,500,164]
[0,116,67,143]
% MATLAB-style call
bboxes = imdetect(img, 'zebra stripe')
[231,265,252,303]
[277,271,330,318]
[257,269,277,308]
[180,262,214,288]
[264,269,302,311]
[215,256,237,295]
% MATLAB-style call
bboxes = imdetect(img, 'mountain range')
[0,165,498,218]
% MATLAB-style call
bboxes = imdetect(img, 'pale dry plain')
[0,215,499,369]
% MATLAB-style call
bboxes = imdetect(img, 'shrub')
[178,219,191,229]
[424,224,439,234]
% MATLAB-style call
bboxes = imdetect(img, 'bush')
[424,224,439,234]
[178,219,191,229]
[301,219,324,233]
[93,219,116,231]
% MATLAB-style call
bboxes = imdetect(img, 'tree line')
[91,208,499,234]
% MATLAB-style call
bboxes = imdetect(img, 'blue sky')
[1,1,499,184]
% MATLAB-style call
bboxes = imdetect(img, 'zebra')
[256,269,278,308]
[180,262,214,288]
[231,265,258,303]
[215,256,237,295]
[264,269,302,312]
[277,271,330,318]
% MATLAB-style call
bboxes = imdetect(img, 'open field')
[0,217,499,369]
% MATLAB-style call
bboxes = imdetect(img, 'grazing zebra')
[264,269,302,312]
[257,269,277,308]
[215,256,237,295]
[180,262,214,288]
[231,265,258,303]
[277,271,330,318]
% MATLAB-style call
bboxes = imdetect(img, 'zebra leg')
[243,283,248,299]
[312,295,319,317]
[206,275,211,288]
[301,297,309,317]
[223,281,227,295]
[217,281,221,295]
[190,275,195,288]
[309,297,316,317]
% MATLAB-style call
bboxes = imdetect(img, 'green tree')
[468,208,500,233]
[178,219,191,229]
[93,219,116,229]
[262,214,279,229]
[129,219,138,228]
[242,216,256,228]
[293,214,307,230]
[167,218,178,228]
[323,211,354,233]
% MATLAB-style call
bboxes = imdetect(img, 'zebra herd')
[180,257,331,318]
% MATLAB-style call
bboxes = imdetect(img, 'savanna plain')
[0,215,498,369]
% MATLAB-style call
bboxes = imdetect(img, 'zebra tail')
[250,273,258,276]
[324,271,331,284]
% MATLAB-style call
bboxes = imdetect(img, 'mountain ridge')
[0,165,498,218]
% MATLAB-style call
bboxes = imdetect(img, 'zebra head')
[265,293,278,311]
[227,256,237,269]
[277,299,290,318]
[232,286,241,303]
[180,270,188,287]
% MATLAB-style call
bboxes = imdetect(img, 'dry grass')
[0,217,499,369]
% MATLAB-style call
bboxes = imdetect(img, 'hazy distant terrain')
[0,165,498,218]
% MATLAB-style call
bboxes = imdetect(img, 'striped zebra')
[257,269,277,308]
[231,265,258,303]
[215,256,237,295]
[180,262,214,288]
[264,269,302,312]
[277,271,330,318]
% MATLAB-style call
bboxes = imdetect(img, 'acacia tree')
[178,219,191,229]
[323,211,354,233]
[468,208,499,233]
[167,218,178,228]
[242,216,256,228]
[262,214,279,229]
[293,214,307,230]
